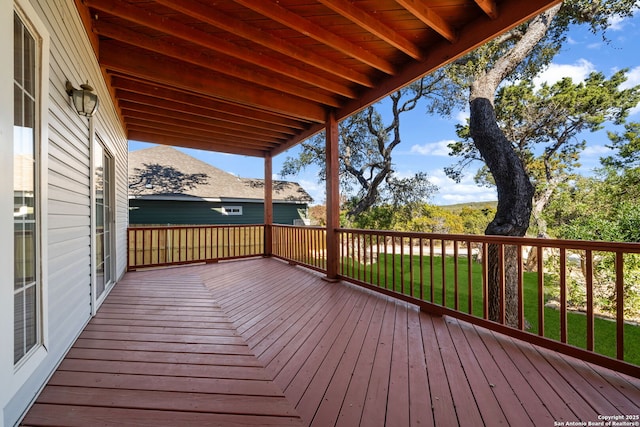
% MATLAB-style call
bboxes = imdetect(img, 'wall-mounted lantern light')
[65,81,99,117]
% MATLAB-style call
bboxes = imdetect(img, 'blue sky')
[129,10,640,206]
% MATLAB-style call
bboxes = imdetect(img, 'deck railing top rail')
[338,227,640,253]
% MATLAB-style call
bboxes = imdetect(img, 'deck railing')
[272,224,327,272]
[336,228,640,376]
[127,225,264,270]
[126,223,640,377]
[272,225,640,377]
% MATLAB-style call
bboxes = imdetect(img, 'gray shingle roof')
[128,146,312,203]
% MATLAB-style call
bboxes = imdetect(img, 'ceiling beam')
[128,130,267,157]
[125,118,280,147]
[234,0,396,74]
[337,0,562,121]
[474,0,499,20]
[120,105,289,142]
[117,90,297,136]
[100,44,328,122]
[318,0,422,60]
[86,0,369,94]
[153,0,373,89]
[94,22,347,104]
[395,0,458,43]
[273,0,563,156]
[112,77,307,130]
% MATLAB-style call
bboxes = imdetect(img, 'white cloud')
[297,179,325,205]
[619,66,640,116]
[410,140,454,156]
[607,13,631,31]
[533,59,595,87]
[456,109,469,124]
[582,145,612,157]
[281,168,498,206]
[618,66,640,116]
[621,66,640,89]
[428,170,497,205]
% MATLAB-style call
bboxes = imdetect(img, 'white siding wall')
[1,1,128,425]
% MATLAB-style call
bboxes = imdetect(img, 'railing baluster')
[419,238,424,300]
[616,251,624,360]
[392,236,397,291]
[560,248,567,344]
[358,231,362,281]
[441,239,446,306]
[467,241,473,315]
[517,244,524,330]
[409,238,414,297]
[133,229,138,268]
[482,242,488,320]
[376,234,381,287]
[429,239,435,303]
[367,233,372,284]
[498,243,505,324]
[400,237,405,295]
[586,249,594,351]
[382,234,387,288]
[454,240,459,311]
[340,231,345,276]
[537,246,544,336]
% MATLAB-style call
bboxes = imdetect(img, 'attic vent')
[222,206,243,216]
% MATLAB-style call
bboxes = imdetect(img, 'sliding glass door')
[94,140,113,300]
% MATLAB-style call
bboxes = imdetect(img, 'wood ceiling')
[74,0,561,157]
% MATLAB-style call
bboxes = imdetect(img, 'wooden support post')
[325,110,340,280]
[264,153,273,257]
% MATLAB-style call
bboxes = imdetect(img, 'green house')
[129,146,312,225]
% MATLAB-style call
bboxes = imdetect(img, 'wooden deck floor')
[23,258,640,426]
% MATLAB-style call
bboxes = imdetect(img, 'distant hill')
[439,201,498,212]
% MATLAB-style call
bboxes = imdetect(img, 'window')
[222,206,243,216]
[13,10,40,364]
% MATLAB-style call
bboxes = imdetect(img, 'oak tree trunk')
[465,5,560,327]
[470,97,534,326]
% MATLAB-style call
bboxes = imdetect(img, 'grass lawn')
[341,253,640,365]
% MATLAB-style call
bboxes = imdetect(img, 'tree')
[604,121,640,169]
[281,72,459,218]
[544,169,640,320]
[450,71,640,237]
[443,0,638,326]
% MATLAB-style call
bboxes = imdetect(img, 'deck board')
[456,319,537,426]
[445,318,510,426]
[22,266,303,426]
[420,314,460,427]
[336,297,388,427]
[22,258,640,426]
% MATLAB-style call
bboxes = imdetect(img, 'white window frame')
[222,206,243,216]
[91,133,116,314]
[9,0,49,383]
